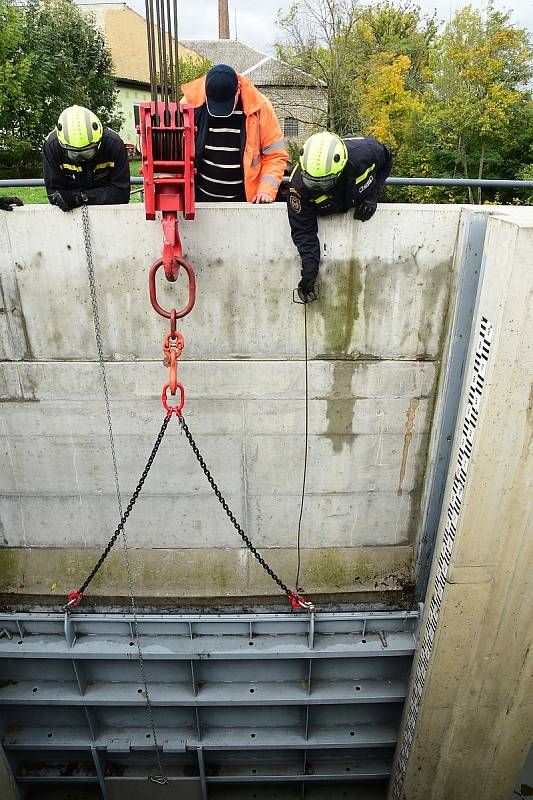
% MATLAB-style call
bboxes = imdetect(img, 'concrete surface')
[1,203,460,600]
[392,211,533,799]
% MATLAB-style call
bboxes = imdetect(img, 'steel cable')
[295,303,309,590]
[81,205,168,784]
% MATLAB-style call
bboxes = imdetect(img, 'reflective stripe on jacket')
[181,74,288,201]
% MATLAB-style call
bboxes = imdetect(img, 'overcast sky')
[110,0,532,53]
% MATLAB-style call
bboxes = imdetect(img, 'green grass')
[0,186,48,204]
[1,159,144,205]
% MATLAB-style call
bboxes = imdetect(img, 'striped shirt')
[196,99,246,201]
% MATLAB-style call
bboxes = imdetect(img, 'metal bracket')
[64,612,76,648]
[107,739,131,753]
[163,738,187,753]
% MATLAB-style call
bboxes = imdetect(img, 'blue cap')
[205,64,238,117]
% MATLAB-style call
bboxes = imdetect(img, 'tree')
[176,56,213,96]
[276,0,363,134]
[0,0,34,171]
[0,0,121,174]
[424,4,532,202]
[275,0,436,153]
[349,1,438,90]
[357,53,423,157]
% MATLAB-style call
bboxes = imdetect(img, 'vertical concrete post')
[391,212,533,800]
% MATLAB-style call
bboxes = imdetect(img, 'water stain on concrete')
[318,258,364,452]
[319,257,362,357]
[397,397,421,496]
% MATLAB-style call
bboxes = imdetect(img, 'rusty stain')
[397,397,420,496]
[378,630,388,648]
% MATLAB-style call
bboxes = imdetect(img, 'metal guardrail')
[1,177,533,189]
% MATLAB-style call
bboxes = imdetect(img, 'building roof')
[78,3,199,84]
[181,40,324,88]
[181,40,264,75]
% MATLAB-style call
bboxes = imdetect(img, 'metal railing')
[1,176,533,189]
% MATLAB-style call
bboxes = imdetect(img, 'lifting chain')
[69,214,315,612]
[64,414,171,607]
[161,308,186,417]
[178,417,316,613]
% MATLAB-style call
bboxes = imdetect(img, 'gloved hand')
[297,275,318,304]
[354,201,377,221]
[0,196,23,211]
[51,191,72,212]
[51,191,86,211]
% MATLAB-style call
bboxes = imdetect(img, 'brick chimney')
[218,0,230,39]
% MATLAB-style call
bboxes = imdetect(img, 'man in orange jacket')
[181,64,288,203]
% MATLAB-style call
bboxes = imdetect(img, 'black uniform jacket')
[287,136,392,280]
[42,129,130,207]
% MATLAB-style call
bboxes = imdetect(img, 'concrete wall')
[0,203,461,602]
[391,210,533,799]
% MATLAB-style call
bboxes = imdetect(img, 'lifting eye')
[334,154,340,162]
[92,122,99,130]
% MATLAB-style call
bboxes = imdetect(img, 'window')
[133,104,140,127]
[284,117,299,138]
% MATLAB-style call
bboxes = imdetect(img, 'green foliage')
[350,1,438,90]
[0,0,121,175]
[423,3,532,201]
[177,56,213,94]
[287,140,302,168]
[276,0,533,203]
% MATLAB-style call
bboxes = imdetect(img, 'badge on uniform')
[289,190,301,214]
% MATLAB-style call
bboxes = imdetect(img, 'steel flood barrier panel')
[0,610,419,799]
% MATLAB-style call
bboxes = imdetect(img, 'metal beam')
[1,177,533,189]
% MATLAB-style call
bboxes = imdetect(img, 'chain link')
[81,205,168,783]
[178,416,292,597]
[78,415,170,593]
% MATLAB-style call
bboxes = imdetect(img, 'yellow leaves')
[357,54,422,149]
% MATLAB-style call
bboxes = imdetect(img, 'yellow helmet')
[56,106,103,161]
[299,132,347,192]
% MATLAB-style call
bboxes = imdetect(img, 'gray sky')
[91,0,532,52]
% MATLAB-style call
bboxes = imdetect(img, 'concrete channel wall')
[391,209,533,800]
[0,203,461,603]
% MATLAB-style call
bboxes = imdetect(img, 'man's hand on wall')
[252,192,274,204]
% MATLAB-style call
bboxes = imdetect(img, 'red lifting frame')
[140,100,195,219]
[140,101,196,282]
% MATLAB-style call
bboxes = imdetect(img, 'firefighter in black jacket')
[288,132,392,303]
[43,105,130,211]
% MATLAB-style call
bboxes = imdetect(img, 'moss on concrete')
[318,257,363,357]
[0,549,20,591]
[315,258,364,452]
[0,545,413,601]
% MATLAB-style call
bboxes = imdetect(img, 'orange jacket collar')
[182,73,266,115]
